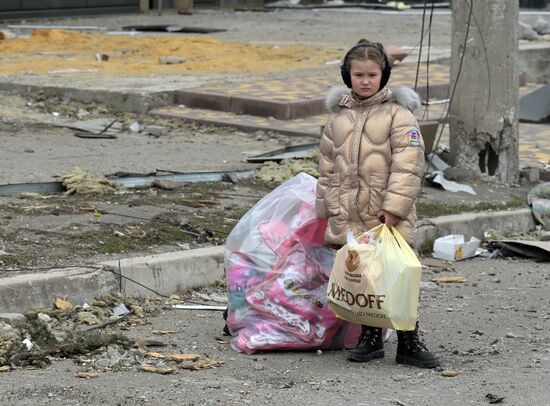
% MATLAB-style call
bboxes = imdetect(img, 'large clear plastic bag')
[225,173,360,353]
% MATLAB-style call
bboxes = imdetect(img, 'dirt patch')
[0,29,338,76]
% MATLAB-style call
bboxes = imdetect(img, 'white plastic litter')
[432,234,481,261]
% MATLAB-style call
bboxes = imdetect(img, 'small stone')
[420,281,439,291]
[506,332,515,338]
[77,312,100,325]
[37,313,52,323]
[446,307,454,312]
[441,369,460,377]
[144,125,168,136]
[23,148,34,153]
[159,56,186,65]
[316,349,323,356]
[0,313,26,328]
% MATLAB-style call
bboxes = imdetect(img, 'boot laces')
[358,327,380,347]
[404,330,429,352]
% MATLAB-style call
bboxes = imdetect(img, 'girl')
[316,39,440,368]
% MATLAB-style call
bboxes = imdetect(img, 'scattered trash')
[528,182,550,229]
[257,150,320,184]
[172,305,227,311]
[53,297,73,311]
[56,118,123,137]
[138,349,224,370]
[22,338,33,351]
[113,304,131,317]
[425,153,449,173]
[95,53,109,62]
[494,240,550,261]
[129,121,141,133]
[62,167,120,196]
[0,250,11,257]
[138,364,175,374]
[75,371,99,379]
[433,235,481,261]
[440,369,461,377]
[0,366,10,372]
[432,276,467,284]
[426,171,476,195]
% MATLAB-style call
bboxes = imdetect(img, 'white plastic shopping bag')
[327,224,421,331]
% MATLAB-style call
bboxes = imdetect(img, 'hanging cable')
[418,0,475,203]
[422,0,436,121]
[414,0,429,91]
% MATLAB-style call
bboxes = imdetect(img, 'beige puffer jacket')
[316,86,425,246]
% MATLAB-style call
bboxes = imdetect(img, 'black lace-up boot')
[348,325,384,362]
[396,322,440,368]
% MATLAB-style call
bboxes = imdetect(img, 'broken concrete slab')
[55,118,123,135]
[102,246,225,297]
[519,84,550,123]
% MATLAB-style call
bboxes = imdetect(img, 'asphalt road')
[1,257,548,406]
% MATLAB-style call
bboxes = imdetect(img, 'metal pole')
[158,0,163,16]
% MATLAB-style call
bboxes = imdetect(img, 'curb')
[0,82,176,114]
[415,208,536,249]
[0,208,535,313]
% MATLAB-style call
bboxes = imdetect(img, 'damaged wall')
[449,0,520,185]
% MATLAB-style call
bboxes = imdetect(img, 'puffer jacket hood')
[325,85,422,113]
[316,86,425,246]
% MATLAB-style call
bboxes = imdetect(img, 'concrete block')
[0,313,26,328]
[0,268,118,313]
[102,246,225,297]
[415,208,536,249]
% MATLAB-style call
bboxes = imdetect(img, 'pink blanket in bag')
[228,202,361,353]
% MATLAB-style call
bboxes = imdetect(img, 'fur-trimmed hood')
[325,85,421,114]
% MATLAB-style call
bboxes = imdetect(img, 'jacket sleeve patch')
[407,128,422,147]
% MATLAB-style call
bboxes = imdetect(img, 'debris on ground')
[256,150,319,184]
[432,235,481,261]
[432,276,467,284]
[0,291,226,374]
[528,182,550,229]
[61,167,120,195]
[426,170,476,195]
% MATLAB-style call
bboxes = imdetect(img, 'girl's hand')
[377,210,399,229]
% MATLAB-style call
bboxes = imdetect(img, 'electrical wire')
[418,0,475,203]
[414,0,429,92]
[422,0,436,121]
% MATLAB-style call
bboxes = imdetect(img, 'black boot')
[348,325,384,362]
[396,322,440,368]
